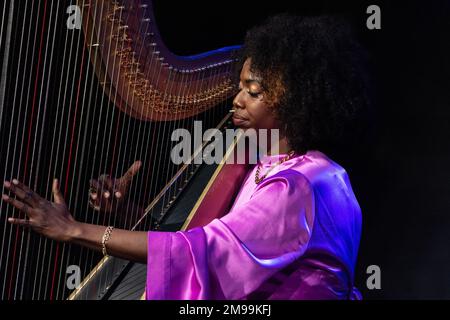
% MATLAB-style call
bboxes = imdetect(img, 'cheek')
[247,103,278,128]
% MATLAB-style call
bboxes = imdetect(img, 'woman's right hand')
[88,160,142,214]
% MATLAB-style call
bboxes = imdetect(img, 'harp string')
[168,66,197,222]
[19,0,61,300]
[56,0,106,300]
[2,0,31,299]
[44,0,89,300]
[153,67,177,224]
[149,65,175,227]
[4,0,45,300]
[78,0,117,292]
[0,0,19,300]
[81,0,136,298]
[160,68,202,219]
[156,63,209,230]
[109,3,146,230]
[0,0,17,299]
[68,2,110,300]
[80,0,126,298]
[41,0,73,300]
[53,0,91,299]
[23,0,48,299]
[0,0,12,133]
[119,3,155,232]
[88,0,152,297]
[35,0,84,300]
[72,0,117,300]
[41,0,89,300]
[139,34,165,228]
[169,68,196,210]
[137,14,165,232]
[38,0,74,300]
[29,0,61,300]
[98,0,142,294]
[36,0,66,300]
[94,0,163,296]
[98,0,128,232]
[159,68,187,222]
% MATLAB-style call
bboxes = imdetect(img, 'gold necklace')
[255,150,296,184]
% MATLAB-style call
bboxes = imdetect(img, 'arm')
[70,222,147,263]
[2,178,147,263]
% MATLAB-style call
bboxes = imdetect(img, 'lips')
[232,113,248,121]
[232,114,249,126]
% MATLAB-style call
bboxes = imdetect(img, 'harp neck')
[81,0,241,121]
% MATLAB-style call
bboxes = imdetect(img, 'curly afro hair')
[240,14,372,155]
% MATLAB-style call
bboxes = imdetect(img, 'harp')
[0,0,249,300]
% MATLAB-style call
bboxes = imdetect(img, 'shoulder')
[253,168,313,199]
[289,150,350,188]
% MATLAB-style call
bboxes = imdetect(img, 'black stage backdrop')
[151,0,450,299]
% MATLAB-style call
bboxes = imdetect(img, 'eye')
[248,90,262,98]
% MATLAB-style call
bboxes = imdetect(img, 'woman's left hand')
[2,178,78,242]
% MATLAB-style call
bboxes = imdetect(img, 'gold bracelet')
[101,226,114,256]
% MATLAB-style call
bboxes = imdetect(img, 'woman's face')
[232,59,280,131]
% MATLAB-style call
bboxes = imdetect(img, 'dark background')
[152,0,450,299]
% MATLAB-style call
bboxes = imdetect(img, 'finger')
[4,180,38,207]
[88,184,99,209]
[121,160,142,182]
[89,179,112,210]
[89,179,104,200]
[52,179,66,205]
[8,217,32,227]
[96,176,115,202]
[98,175,117,201]
[114,191,122,199]
[12,179,44,202]
[2,194,36,217]
[98,174,114,190]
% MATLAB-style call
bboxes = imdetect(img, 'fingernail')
[91,193,97,200]
[104,191,110,199]
[8,218,13,223]
[4,181,10,188]
[2,194,9,201]
[115,192,122,199]
[12,179,19,185]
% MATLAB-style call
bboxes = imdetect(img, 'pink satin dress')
[146,150,362,300]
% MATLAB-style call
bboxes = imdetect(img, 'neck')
[267,135,291,156]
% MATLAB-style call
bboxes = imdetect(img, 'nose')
[233,89,245,110]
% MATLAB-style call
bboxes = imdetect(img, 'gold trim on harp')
[67,256,110,300]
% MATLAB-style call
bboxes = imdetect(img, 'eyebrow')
[243,78,261,85]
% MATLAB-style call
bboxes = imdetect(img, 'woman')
[2,14,369,299]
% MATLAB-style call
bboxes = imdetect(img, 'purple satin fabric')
[146,150,362,300]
